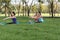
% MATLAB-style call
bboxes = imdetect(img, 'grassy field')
[0,17,60,40]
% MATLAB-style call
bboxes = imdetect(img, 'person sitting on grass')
[31,12,44,23]
[3,12,17,24]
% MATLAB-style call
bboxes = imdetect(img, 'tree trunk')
[23,6,24,16]
[27,8,30,16]
[27,0,33,16]
[18,8,20,16]
[18,10,20,16]
[5,5,7,17]
[0,6,1,12]
[38,0,42,15]
[51,1,54,18]
[18,4,21,16]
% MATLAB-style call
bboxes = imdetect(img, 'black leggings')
[7,22,16,24]
[35,21,42,23]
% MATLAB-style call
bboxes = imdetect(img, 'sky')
[10,0,51,6]
[10,0,38,6]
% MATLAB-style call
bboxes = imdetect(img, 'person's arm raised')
[3,16,12,20]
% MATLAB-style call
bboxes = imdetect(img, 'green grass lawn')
[0,17,60,40]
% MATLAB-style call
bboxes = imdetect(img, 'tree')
[0,0,3,13]
[31,4,37,13]
[48,0,54,18]
[58,0,60,2]
[24,1,28,16]
[17,2,21,16]
[2,0,11,16]
[51,1,54,18]
[22,0,26,16]
[38,0,42,15]
[27,0,34,16]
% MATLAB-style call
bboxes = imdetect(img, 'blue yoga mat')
[27,21,34,24]
[0,22,7,25]
[0,21,34,25]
